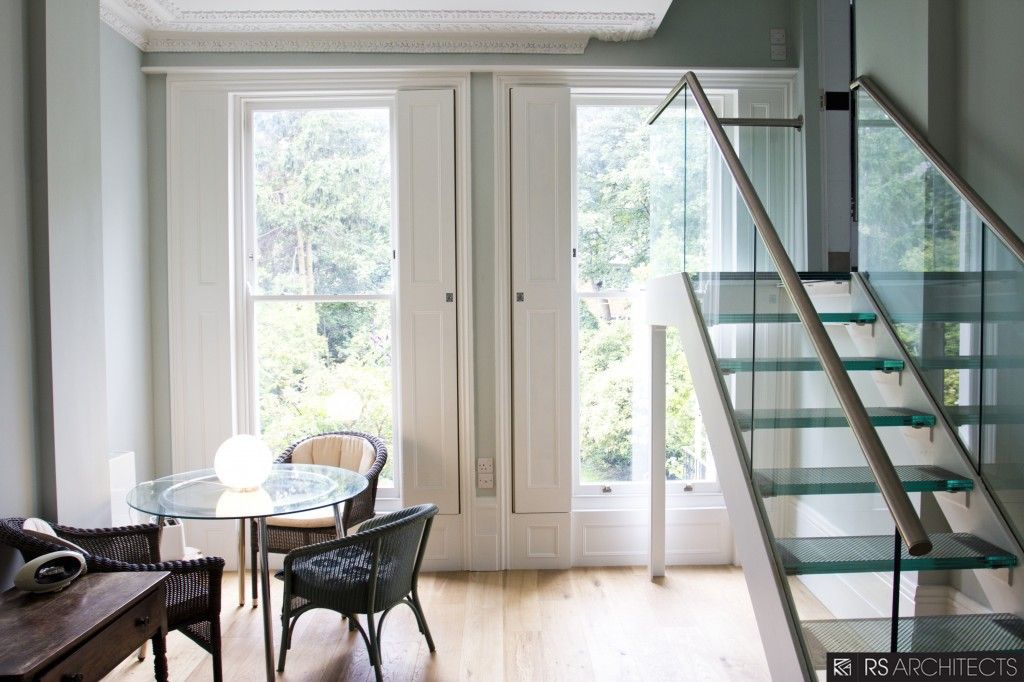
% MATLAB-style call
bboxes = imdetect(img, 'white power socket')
[477,472,495,489]
[477,457,494,474]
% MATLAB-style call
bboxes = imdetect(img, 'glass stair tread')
[688,271,851,282]
[802,613,1024,669]
[864,271,1022,284]
[753,465,973,497]
[887,310,1024,324]
[718,357,903,373]
[703,311,877,326]
[734,407,935,430]
[947,406,1023,426]
[776,532,1016,576]
[916,355,1024,370]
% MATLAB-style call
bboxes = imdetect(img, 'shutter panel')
[511,86,572,514]
[396,89,459,514]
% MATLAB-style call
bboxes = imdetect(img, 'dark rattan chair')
[276,503,438,682]
[249,431,388,605]
[0,517,224,681]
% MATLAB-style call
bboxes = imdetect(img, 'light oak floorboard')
[106,566,807,681]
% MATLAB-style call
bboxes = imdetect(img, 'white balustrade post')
[649,324,667,579]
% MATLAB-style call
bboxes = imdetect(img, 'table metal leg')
[237,518,246,606]
[258,517,275,681]
[332,503,345,538]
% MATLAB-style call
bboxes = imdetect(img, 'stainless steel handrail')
[650,71,932,556]
[719,116,804,129]
[852,75,1024,264]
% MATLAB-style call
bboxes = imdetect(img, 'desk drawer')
[40,584,165,682]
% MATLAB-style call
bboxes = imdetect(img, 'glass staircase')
[647,72,1024,679]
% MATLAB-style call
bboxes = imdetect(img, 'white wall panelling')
[510,85,572,517]
[166,82,239,559]
[421,513,465,572]
[510,512,572,569]
[491,69,799,570]
[396,89,461,515]
[167,71,473,568]
[574,507,733,567]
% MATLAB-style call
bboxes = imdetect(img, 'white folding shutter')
[396,89,459,514]
[511,86,572,514]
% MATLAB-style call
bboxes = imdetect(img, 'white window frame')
[570,92,728,502]
[237,95,402,500]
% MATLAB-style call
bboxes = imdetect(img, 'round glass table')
[128,464,368,681]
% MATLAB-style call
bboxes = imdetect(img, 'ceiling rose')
[100,0,671,54]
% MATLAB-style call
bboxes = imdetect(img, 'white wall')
[0,0,38,587]
[101,23,154,485]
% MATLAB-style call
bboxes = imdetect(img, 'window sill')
[572,491,724,511]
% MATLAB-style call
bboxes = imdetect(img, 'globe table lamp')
[214,434,273,491]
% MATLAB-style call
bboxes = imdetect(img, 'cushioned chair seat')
[268,506,337,529]
[290,434,376,474]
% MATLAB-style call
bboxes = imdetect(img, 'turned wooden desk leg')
[152,628,169,682]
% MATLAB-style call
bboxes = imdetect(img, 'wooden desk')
[0,572,169,681]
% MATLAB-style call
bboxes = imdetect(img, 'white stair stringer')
[646,274,813,682]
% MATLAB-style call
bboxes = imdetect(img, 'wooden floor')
[107,566,775,681]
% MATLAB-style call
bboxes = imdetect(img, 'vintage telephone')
[14,551,87,593]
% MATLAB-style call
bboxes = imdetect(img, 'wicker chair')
[249,431,388,604]
[0,517,224,681]
[276,503,438,681]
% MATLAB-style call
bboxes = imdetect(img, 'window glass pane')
[254,300,395,486]
[253,108,392,295]
[578,298,636,483]
[665,327,715,482]
[575,102,715,488]
[576,106,652,292]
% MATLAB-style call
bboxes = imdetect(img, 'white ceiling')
[100,0,674,54]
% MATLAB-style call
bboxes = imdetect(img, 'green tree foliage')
[858,98,973,409]
[576,105,706,483]
[252,109,395,483]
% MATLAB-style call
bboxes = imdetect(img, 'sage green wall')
[0,0,37,587]
[29,0,111,527]
[856,0,1024,236]
[101,24,155,485]
[954,0,1024,234]
[855,0,930,132]
[142,0,811,477]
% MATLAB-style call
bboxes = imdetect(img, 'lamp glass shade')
[214,434,272,491]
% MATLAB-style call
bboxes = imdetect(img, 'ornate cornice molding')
[144,35,591,54]
[99,0,659,53]
[99,3,150,49]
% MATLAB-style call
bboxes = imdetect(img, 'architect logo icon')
[832,657,853,677]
